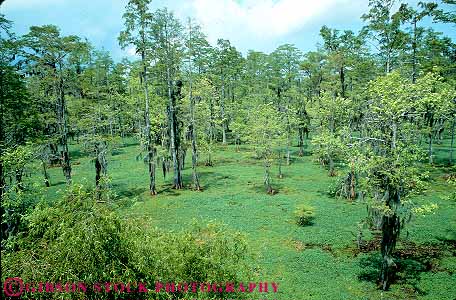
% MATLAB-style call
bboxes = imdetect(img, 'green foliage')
[246,102,285,161]
[310,93,352,175]
[0,65,39,147]
[294,204,316,226]
[3,1,456,298]
[445,172,456,201]
[1,183,41,247]
[312,130,347,167]
[2,184,254,299]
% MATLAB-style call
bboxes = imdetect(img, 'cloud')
[125,45,138,57]
[2,0,372,60]
[191,0,365,47]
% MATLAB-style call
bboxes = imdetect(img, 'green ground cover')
[30,138,456,300]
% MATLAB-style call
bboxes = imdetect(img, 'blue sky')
[1,0,454,61]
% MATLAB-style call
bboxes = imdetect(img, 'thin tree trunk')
[286,103,291,165]
[191,134,200,190]
[95,147,102,199]
[189,88,201,190]
[187,20,201,191]
[42,160,50,187]
[57,74,72,184]
[209,94,215,142]
[286,142,290,166]
[386,49,392,74]
[95,141,108,200]
[278,150,283,179]
[328,155,336,177]
[350,161,356,200]
[450,117,455,165]
[412,17,417,84]
[264,160,273,194]
[340,65,346,98]
[221,73,227,145]
[167,67,182,189]
[428,133,433,164]
[298,128,304,157]
[0,159,4,205]
[142,51,157,195]
[15,169,24,191]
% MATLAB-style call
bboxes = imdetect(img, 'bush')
[445,172,456,202]
[327,172,360,200]
[294,204,315,226]
[1,184,255,300]
[1,183,42,249]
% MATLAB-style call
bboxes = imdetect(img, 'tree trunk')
[379,122,401,290]
[264,160,273,194]
[141,51,157,196]
[386,49,392,74]
[109,120,113,137]
[380,211,400,290]
[167,68,182,189]
[412,17,417,84]
[95,152,101,188]
[298,128,304,157]
[209,94,216,143]
[328,155,336,177]
[42,160,50,187]
[191,135,200,190]
[189,93,201,190]
[286,108,291,165]
[350,169,356,200]
[221,73,227,145]
[57,74,72,184]
[0,159,4,205]
[183,147,187,169]
[206,152,213,167]
[278,151,283,179]
[187,21,201,191]
[339,65,346,98]
[428,133,433,164]
[450,117,455,165]
[14,168,24,191]
[94,142,108,200]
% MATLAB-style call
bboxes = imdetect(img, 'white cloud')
[125,45,138,57]
[191,0,365,48]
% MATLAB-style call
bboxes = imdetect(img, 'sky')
[1,0,454,61]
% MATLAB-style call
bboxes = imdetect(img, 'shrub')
[294,204,315,226]
[1,184,255,300]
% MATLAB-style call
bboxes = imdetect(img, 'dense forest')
[1,0,456,299]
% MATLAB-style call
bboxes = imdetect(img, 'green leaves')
[3,186,255,299]
[118,0,153,51]
[246,101,285,160]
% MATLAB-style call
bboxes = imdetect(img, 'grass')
[28,137,456,300]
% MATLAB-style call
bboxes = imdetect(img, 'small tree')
[312,129,348,177]
[414,72,455,164]
[358,71,436,290]
[311,93,352,176]
[247,102,285,194]
[119,0,157,195]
